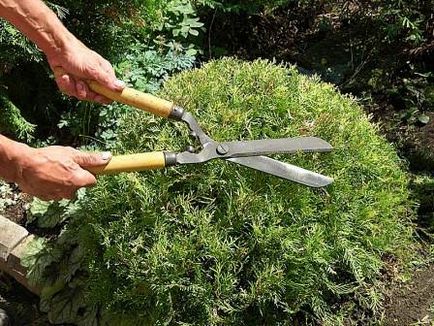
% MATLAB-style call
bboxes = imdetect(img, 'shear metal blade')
[177,136,333,164]
[223,136,333,157]
[227,156,333,187]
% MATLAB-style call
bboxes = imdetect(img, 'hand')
[14,145,111,201]
[47,38,125,104]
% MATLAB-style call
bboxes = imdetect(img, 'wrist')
[0,136,32,183]
[43,30,77,62]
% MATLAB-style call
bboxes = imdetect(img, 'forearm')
[0,0,123,103]
[0,135,28,183]
[0,0,75,57]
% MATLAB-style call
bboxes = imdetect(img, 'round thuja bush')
[25,59,416,325]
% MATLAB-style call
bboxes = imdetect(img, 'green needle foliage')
[0,90,35,141]
[24,59,417,325]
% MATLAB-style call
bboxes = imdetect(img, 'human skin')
[0,0,125,103]
[0,135,111,200]
[0,0,124,200]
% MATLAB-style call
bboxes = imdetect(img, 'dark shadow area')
[0,273,47,326]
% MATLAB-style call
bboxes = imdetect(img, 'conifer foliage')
[24,59,415,325]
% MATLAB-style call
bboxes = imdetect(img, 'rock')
[0,216,28,261]
[0,216,40,295]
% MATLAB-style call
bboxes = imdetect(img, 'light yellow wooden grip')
[87,152,166,175]
[88,81,174,118]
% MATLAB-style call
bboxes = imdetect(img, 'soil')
[407,112,434,172]
[384,264,434,325]
[3,191,32,225]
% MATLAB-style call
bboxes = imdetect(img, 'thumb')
[93,69,125,92]
[73,151,112,167]
[93,60,125,92]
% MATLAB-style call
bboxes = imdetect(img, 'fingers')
[95,57,125,92]
[71,168,97,188]
[20,166,96,201]
[17,147,110,201]
[78,55,124,93]
[38,192,73,201]
[92,93,113,105]
[81,87,113,104]
[73,151,112,168]
[54,70,113,104]
[22,169,96,201]
[76,80,89,99]
[55,72,77,98]
[92,68,125,93]
[49,40,125,100]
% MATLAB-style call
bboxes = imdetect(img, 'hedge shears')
[81,79,334,187]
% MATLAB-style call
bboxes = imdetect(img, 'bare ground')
[384,264,434,325]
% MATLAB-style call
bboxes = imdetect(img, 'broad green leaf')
[29,198,70,228]
[47,287,87,324]
[21,237,47,267]
[29,198,51,218]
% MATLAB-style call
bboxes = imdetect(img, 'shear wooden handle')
[87,152,167,175]
[88,81,175,118]
[53,67,175,118]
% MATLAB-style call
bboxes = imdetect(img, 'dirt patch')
[3,192,32,225]
[384,264,434,325]
[405,112,434,172]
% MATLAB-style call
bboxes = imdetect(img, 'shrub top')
[26,59,415,325]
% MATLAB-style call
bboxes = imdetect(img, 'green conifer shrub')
[0,90,35,141]
[24,59,416,325]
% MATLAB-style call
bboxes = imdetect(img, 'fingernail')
[101,151,112,161]
[114,80,125,89]
[77,83,84,91]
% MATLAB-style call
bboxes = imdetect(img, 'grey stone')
[0,216,28,262]
[7,235,34,271]
[0,216,39,295]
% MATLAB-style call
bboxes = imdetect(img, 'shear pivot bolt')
[216,144,229,155]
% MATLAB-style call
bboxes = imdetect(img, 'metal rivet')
[216,144,229,155]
